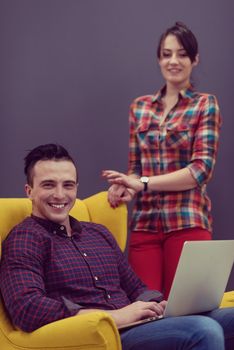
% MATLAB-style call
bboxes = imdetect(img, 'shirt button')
[53,230,57,234]
[60,226,65,230]
[83,253,87,257]
[107,294,111,299]
[94,276,99,281]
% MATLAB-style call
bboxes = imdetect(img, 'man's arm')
[78,300,167,328]
[0,229,81,332]
[99,224,163,303]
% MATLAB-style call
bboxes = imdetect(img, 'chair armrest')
[220,291,234,308]
[83,191,128,251]
[6,311,122,350]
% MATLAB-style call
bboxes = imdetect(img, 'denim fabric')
[120,307,234,350]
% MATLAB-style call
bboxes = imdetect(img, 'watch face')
[140,176,149,191]
[141,176,149,183]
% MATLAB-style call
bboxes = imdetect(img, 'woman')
[103,22,221,299]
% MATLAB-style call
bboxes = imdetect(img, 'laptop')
[119,240,234,330]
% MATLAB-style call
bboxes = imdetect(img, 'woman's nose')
[169,54,179,64]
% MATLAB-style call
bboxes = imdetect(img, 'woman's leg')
[129,231,163,291]
[120,315,224,350]
[163,228,211,299]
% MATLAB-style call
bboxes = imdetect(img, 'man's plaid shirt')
[0,216,149,332]
[128,86,221,233]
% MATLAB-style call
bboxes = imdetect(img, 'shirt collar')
[31,214,82,236]
[152,84,195,103]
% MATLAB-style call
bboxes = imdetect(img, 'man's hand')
[106,301,167,328]
[77,301,167,328]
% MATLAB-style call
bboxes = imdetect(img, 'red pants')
[128,228,211,299]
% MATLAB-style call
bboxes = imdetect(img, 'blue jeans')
[120,308,234,350]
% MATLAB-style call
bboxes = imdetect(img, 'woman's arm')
[186,95,221,186]
[103,167,196,193]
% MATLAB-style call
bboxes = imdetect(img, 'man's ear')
[25,184,32,199]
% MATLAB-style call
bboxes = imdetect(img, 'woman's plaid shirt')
[128,86,221,233]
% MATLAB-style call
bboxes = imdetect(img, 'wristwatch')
[140,176,149,191]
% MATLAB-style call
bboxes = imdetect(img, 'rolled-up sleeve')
[187,95,222,186]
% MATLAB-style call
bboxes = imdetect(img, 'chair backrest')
[0,191,128,253]
[0,198,90,256]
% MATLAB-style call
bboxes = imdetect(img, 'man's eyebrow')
[40,179,55,184]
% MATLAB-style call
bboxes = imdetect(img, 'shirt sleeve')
[187,94,222,186]
[96,224,159,301]
[135,290,163,302]
[115,243,163,302]
[127,102,142,176]
[0,229,81,332]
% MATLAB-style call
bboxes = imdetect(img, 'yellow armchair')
[0,192,127,350]
[220,291,234,308]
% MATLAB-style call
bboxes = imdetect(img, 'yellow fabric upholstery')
[0,192,126,350]
[220,291,234,308]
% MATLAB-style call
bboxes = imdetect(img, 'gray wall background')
[0,0,233,289]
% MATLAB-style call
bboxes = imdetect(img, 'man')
[0,143,234,350]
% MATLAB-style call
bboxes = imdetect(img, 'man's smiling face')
[25,159,78,230]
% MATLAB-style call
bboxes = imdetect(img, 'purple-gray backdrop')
[0,0,233,288]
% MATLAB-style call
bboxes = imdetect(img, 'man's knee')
[187,316,224,349]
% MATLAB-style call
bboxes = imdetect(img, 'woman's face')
[158,34,198,89]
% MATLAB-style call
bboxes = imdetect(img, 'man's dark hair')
[24,144,77,185]
[157,22,198,63]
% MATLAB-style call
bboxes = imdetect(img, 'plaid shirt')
[128,86,221,233]
[0,215,152,332]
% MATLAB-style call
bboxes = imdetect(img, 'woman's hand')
[103,170,143,193]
